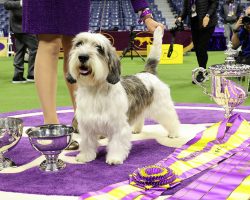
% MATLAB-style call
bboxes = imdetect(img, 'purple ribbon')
[169,147,250,199]
[158,113,246,179]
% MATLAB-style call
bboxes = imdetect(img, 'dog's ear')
[66,72,77,84]
[106,47,121,84]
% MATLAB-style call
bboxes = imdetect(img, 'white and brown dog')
[68,27,180,165]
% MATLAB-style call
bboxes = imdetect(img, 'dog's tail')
[144,26,163,75]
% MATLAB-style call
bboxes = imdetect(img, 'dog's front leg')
[76,127,98,163]
[106,124,132,165]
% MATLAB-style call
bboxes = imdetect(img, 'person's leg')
[62,35,77,111]
[229,23,236,43]
[224,23,231,44]
[13,33,26,80]
[194,26,215,69]
[191,26,214,84]
[23,34,38,79]
[62,35,79,150]
[190,18,200,67]
[191,29,199,58]
[35,34,62,124]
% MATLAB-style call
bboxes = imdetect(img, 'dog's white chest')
[75,85,128,130]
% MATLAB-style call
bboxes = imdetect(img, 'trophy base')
[39,159,66,172]
[0,157,17,171]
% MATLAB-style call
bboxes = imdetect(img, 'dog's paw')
[106,154,125,165]
[106,157,124,165]
[132,130,140,134]
[168,132,180,138]
[75,152,96,163]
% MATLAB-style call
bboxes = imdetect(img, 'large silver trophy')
[192,42,250,118]
[0,118,23,171]
[26,124,73,172]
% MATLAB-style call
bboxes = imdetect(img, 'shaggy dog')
[69,27,180,165]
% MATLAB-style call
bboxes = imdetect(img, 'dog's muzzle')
[78,54,89,63]
[78,54,92,76]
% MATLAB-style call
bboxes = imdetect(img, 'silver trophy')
[26,124,73,172]
[192,42,250,118]
[0,118,23,171]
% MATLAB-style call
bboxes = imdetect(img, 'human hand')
[202,16,210,27]
[144,18,165,32]
[176,17,182,23]
[234,16,243,31]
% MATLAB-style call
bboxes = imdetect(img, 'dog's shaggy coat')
[69,27,180,165]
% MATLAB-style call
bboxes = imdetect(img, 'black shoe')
[192,72,207,84]
[65,140,79,150]
[65,117,80,150]
[12,74,27,84]
[27,75,35,82]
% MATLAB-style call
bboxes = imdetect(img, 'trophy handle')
[192,67,211,97]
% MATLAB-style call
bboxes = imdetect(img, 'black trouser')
[191,17,215,69]
[13,33,38,77]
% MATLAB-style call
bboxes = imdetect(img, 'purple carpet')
[0,139,176,195]
[1,103,250,196]
[1,103,250,127]
[4,138,40,165]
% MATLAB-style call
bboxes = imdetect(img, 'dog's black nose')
[78,54,89,63]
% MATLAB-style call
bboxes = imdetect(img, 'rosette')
[129,165,179,190]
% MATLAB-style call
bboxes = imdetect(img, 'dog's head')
[69,32,121,86]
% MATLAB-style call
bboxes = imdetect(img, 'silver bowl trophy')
[26,124,73,172]
[192,42,250,118]
[0,118,23,171]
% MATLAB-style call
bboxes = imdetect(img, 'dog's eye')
[96,45,104,55]
[75,41,83,47]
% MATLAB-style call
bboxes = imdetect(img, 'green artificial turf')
[0,51,249,113]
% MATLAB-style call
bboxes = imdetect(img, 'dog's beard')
[69,51,109,86]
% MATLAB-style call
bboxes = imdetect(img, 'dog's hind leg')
[106,124,132,165]
[152,107,180,138]
[132,115,145,134]
[76,127,98,163]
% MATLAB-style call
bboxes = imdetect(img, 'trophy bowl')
[26,124,74,172]
[192,42,250,118]
[0,117,23,171]
[192,65,250,118]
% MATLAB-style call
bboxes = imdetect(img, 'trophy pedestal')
[0,154,17,171]
[40,156,65,172]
